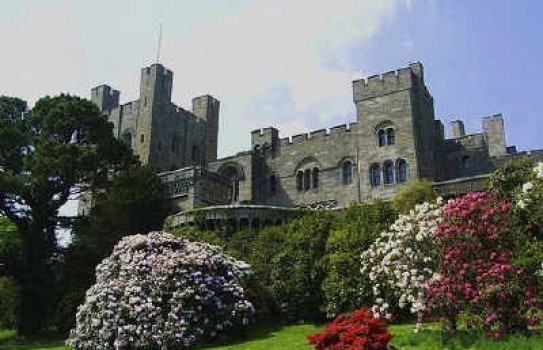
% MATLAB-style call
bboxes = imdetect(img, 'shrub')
[488,158,534,198]
[67,232,254,350]
[426,192,539,337]
[361,200,442,325]
[391,180,436,214]
[307,307,392,350]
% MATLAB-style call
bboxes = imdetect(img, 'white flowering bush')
[67,232,254,350]
[360,200,442,325]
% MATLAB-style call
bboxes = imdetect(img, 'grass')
[1,323,542,350]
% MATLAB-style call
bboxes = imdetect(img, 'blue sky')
[1,0,542,157]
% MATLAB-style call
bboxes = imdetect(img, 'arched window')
[312,168,320,189]
[386,128,395,145]
[377,129,386,147]
[370,164,381,187]
[304,169,311,191]
[270,174,277,194]
[296,171,304,191]
[384,160,394,185]
[121,130,132,147]
[397,159,408,183]
[342,160,353,184]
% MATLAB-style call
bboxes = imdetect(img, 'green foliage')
[0,217,20,278]
[0,94,137,335]
[0,276,20,328]
[391,180,436,213]
[322,202,396,318]
[171,202,398,323]
[55,166,169,334]
[488,158,534,198]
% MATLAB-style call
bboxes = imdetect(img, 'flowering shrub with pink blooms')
[361,200,442,326]
[426,192,540,337]
[67,232,254,350]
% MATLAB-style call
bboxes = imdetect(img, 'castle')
[91,62,542,226]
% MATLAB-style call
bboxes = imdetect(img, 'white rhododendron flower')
[67,232,254,350]
[361,201,441,322]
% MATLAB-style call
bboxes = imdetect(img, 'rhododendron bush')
[307,307,392,350]
[426,192,540,337]
[361,201,441,323]
[67,232,254,350]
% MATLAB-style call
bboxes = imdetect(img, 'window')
[270,174,277,194]
[121,130,132,147]
[312,168,319,189]
[140,134,145,143]
[397,159,408,183]
[296,171,304,191]
[384,160,394,185]
[377,129,386,147]
[370,164,381,187]
[342,161,353,184]
[386,128,395,145]
[304,169,311,191]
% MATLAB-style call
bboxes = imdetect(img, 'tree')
[56,166,169,333]
[0,95,136,335]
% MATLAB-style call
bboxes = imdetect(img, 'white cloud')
[0,0,409,158]
[162,0,406,156]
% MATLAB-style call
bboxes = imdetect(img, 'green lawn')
[1,323,542,350]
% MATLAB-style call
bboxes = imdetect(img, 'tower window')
[384,160,394,185]
[140,134,145,143]
[312,168,320,189]
[296,171,304,191]
[342,160,353,184]
[397,159,408,183]
[377,129,386,147]
[370,164,381,187]
[386,128,395,145]
[304,169,311,191]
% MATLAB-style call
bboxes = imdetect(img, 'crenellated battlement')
[352,62,424,102]
[274,122,357,148]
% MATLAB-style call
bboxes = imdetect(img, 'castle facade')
[91,62,541,220]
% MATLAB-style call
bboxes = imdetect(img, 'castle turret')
[91,85,120,112]
[483,114,507,157]
[450,120,466,138]
[192,95,220,163]
[251,127,279,157]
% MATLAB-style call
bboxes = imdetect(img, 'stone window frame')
[383,160,395,185]
[218,162,245,202]
[294,156,322,192]
[121,129,132,147]
[340,158,354,185]
[396,158,408,183]
[374,121,396,148]
[369,163,381,187]
[312,167,320,189]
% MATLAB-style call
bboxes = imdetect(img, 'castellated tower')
[353,62,439,200]
[192,95,220,162]
[91,63,220,171]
